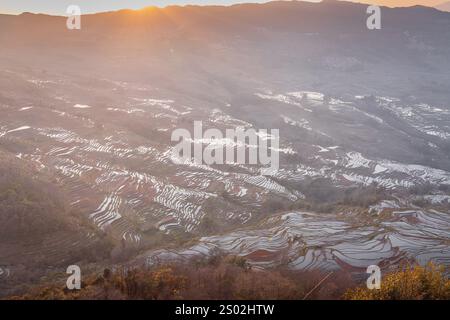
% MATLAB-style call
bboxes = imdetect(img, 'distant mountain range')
[1,0,450,297]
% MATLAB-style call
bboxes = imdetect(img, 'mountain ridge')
[1,0,450,297]
[1,0,448,18]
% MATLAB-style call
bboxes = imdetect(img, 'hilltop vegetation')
[0,160,72,242]
[12,254,354,300]
[10,255,450,300]
[345,263,450,300]
[0,153,114,297]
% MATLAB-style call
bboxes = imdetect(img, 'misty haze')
[0,0,450,301]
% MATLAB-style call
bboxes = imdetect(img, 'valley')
[0,0,449,297]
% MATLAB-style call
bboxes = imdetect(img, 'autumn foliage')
[344,263,450,300]
[14,255,353,300]
[12,257,450,300]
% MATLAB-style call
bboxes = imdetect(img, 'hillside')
[0,0,449,298]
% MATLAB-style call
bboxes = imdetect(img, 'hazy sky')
[0,0,444,15]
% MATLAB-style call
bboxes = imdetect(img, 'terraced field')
[1,1,450,295]
[1,65,450,282]
[140,206,450,273]
[2,64,450,276]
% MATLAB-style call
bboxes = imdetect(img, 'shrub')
[344,263,450,300]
